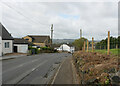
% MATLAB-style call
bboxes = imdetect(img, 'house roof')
[28,35,50,43]
[0,23,13,40]
[14,38,35,46]
[14,38,29,44]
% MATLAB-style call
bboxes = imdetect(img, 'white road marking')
[32,59,38,62]
[32,68,35,71]
[2,58,43,75]
[18,64,24,67]
[6,60,47,84]
[51,59,65,84]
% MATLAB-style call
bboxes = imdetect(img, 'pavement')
[51,57,79,84]
[2,53,72,84]
[0,55,27,60]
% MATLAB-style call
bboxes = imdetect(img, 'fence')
[82,31,120,56]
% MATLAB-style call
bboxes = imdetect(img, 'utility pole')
[51,24,53,47]
[80,29,82,38]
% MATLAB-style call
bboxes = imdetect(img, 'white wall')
[58,44,70,52]
[0,36,2,56]
[57,44,75,53]
[70,47,75,53]
[2,40,13,54]
[14,44,28,53]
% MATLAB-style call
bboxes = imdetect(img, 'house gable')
[23,36,32,42]
[23,35,51,47]
[0,23,13,55]
[28,35,50,43]
[23,35,50,44]
[0,23,13,40]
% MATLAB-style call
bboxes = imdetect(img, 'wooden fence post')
[87,40,89,52]
[92,37,94,52]
[83,41,86,52]
[100,45,101,50]
[116,44,118,49]
[107,31,110,55]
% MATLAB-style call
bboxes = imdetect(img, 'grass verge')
[89,49,120,56]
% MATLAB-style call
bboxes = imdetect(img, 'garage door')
[0,36,2,56]
[19,45,28,53]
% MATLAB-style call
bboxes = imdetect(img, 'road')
[2,53,72,84]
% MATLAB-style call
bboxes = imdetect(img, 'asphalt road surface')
[2,53,72,85]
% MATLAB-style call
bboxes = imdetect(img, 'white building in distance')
[57,44,75,53]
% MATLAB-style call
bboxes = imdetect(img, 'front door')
[14,46,17,53]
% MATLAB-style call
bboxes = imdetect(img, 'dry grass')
[73,51,119,85]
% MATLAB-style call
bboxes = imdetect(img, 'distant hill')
[53,39,75,44]
[53,39,100,44]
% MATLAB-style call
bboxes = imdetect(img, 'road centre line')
[6,60,47,84]
[2,58,44,75]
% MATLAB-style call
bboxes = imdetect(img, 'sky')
[0,0,118,40]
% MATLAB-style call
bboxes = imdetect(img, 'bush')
[28,46,39,54]
[72,37,87,50]
[40,47,58,53]
[28,46,58,54]
[40,47,52,50]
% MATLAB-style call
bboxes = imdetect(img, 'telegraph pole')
[80,29,82,38]
[51,24,53,47]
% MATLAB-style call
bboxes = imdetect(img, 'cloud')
[0,1,118,40]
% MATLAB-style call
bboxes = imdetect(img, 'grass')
[89,49,120,56]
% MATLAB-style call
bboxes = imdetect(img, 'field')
[89,49,120,56]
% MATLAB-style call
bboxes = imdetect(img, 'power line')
[1,2,50,27]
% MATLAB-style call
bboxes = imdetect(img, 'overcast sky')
[0,0,118,40]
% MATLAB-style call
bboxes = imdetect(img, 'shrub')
[40,47,52,50]
[28,46,39,54]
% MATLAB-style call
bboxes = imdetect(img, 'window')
[5,42,9,48]
[48,39,50,43]
[25,39,29,41]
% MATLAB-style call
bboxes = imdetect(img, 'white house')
[0,23,13,56]
[13,38,29,53]
[57,44,75,53]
